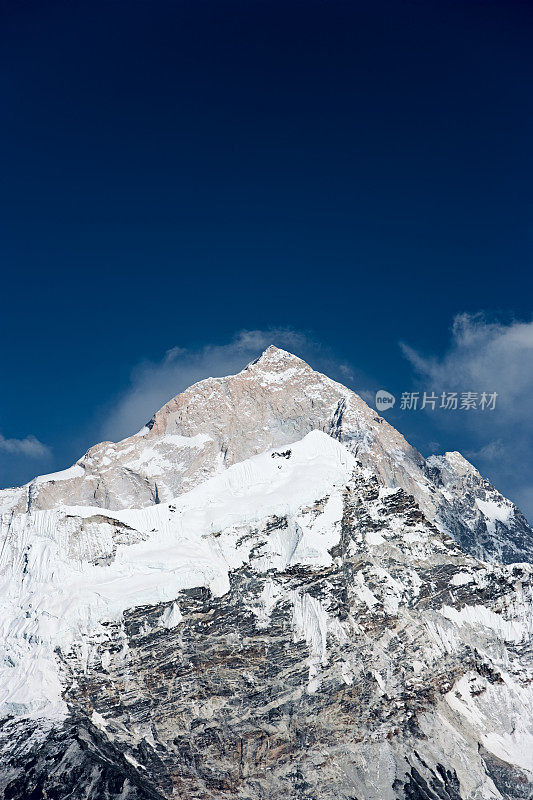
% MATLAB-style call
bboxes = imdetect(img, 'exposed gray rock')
[427,452,533,564]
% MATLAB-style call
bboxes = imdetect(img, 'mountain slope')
[0,348,532,800]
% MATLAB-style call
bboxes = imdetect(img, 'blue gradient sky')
[1,1,532,516]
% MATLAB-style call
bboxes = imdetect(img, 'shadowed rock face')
[2,347,531,564]
[0,350,532,799]
[426,452,533,564]
[0,716,166,800]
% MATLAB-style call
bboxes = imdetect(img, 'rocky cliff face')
[0,348,532,799]
[427,452,533,565]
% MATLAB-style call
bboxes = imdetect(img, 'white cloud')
[464,440,505,462]
[339,363,355,381]
[0,433,51,458]
[401,313,533,419]
[401,313,533,521]
[101,329,360,442]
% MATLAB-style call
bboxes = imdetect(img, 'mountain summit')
[2,347,530,564]
[0,350,532,799]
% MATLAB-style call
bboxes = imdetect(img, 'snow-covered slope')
[0,348,532,799]
[0,431,353,718]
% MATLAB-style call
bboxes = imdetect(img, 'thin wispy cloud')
[464,440,505,463]
[0,432,52,488]
[401,312,533,417]
[401,312,533,521]
[0,433,51,458]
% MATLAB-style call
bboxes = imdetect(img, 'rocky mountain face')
[0,347,532,800]
[426,452,533,565]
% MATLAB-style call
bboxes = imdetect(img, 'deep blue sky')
[1,1,532,513]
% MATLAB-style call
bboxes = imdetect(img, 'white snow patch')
[252,580,284,629]
[446,672,533,773]
[160,602,183,629]
[354,572,378,609]
[475,499,514,533]
[439,604,530,644]
[91,710,108,729]
[450,572,473,587]
[130,426,149,438]
[365,530,385,546]
[290,588,347,693]
[32,465,85,485]
[101,650,111,671]
[124,753,146,770]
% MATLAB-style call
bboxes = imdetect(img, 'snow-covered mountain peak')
[1,353,533,798]
[244,343,317,381]
[147,345,312,432]
[428,450,481,479]
[1,350,532,564]
[147,344,344,435]
[248,343,307,369]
